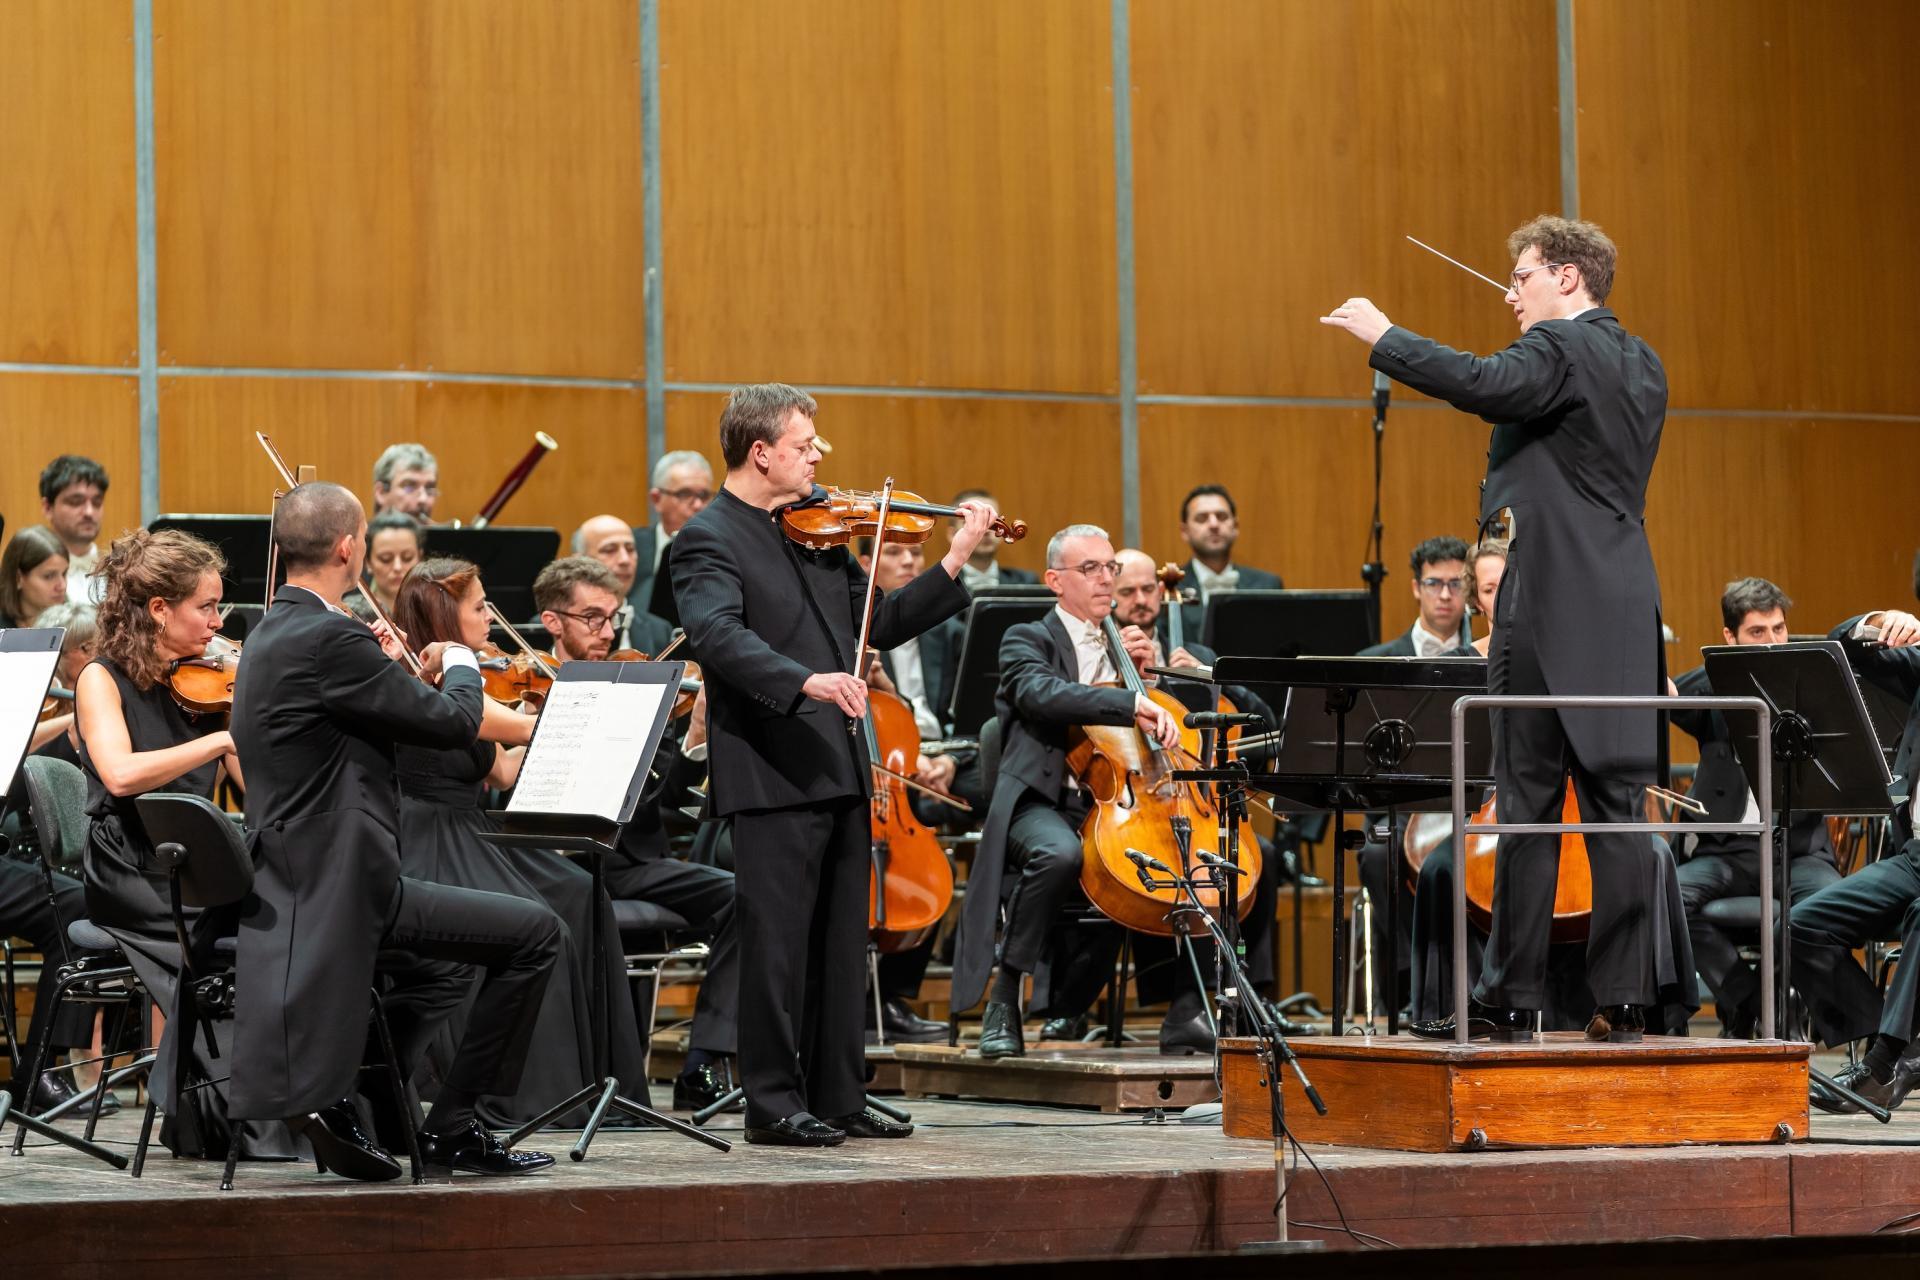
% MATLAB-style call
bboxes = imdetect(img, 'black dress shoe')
[1586,1003,1647,1043]
[673,1062,734,1111]
[1039,1014,1090,1042]
[1279,848,1327,888]
[290,1102,403,1182]
[419,1118,555,1176]
[1409,1002,1532,1042]
[870,997,948,1044]
[977,1000,1024,1059]
[1275,1013,1321,1037]
[26,1068,80,1113]
[823,1107,913,1139]
[1817,1057,1920,1115]
[1719,1000,1759,1040]
[1159,1013,1216,1057]
[744,1113,846,1147]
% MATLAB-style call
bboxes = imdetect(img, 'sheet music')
[507,679,668,822]
[0,638,61,801]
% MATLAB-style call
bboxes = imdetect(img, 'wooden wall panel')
[0,375,141,546]
[663,392,1120,574]
[0,0,137,366]
[156,377,645,540]
[1140,403,1490,642]
[661,0,1117,394]
[1576,0,1920,414]
[1132,0,1560,399]
[154,0,643,378]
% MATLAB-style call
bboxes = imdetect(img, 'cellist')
[948,524,1181,1060]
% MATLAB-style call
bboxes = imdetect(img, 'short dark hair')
[1180,484,1236,522]
[532,556,623,614]
[1410,535,1470,576]
[39,455,109,504]
[1507,215,1618,306]
[718,383,818,470]
[274,482,364,573]
[1720,577,1792,633]
[367,510,426,551]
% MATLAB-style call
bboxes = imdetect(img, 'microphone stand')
[1360,372,1390,645]
[1127,851,1325,1252]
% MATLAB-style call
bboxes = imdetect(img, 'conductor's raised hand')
[1133,694,1181,750]
[804,671,869,718]
[941,500,998,577]
[1319,297,1392,346]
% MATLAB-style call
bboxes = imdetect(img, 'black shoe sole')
[426,1154,557,1176]
[293,1117,403,1183]
[744,1128,846,1148]
[977,1041,1024,1059]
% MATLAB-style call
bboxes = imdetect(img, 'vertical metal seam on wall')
[1556,0,1579,218]
[640,0,668,478]
[1111,0,1140,548]
[133,0,161,523]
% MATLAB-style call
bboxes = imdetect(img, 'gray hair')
[372,442,437,490]
[719,383,818,469]
[1046,523,1110,569]
[32,601,99,652]
[650,450,714,491]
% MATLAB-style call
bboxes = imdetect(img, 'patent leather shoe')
[823,1107,914,1139]
[1815,1057,1920,1115]
[1159,1013,1216,1057]
[418,1118,555,1176]
[1408,1001,1532,1042]
[744,1113,846,1147]
[1039,1013,1090,1042]
[25,1068,80,1113]
[672,1062,733,1112]
[1585,1003,1647,1043]
[869,996,948,1044]
[977,1000,1024,1059]
[290,1102,402,1182]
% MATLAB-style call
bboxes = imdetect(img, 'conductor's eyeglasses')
[1508,263,1564,292]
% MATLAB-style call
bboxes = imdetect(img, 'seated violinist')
[345,511,425,624]
[947,523,1182,1058]
[25,601,97,763]
[534,555,742,1110]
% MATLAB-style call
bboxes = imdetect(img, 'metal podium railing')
[1447,694,1776,1045]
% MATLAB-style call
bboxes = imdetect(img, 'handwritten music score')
[507,678,668,822]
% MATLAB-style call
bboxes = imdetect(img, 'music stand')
[945,595,1057,735]
[424,526,559,621]
[1702,641,1895,1037]
[1213,656,1491,1035]
[152,515,273,606]
[1201,590,1373,660]
[478,658,731,1158]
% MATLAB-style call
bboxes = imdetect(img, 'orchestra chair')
[613,899,706,1081]
[5,758,150,1167]
[133,794,425,1189]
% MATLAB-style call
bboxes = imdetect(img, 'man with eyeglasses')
[1361,535,1474,658]
[371,442,440,523]
[630,451,716,626]
[949,524,1184,1059]
[532,554,742,1111]
[1324,214,1673,1045]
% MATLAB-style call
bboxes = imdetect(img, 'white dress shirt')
[1054,604,1114,685]
[1191,561,1240,604]
[66,544,102,604]
[1409,618,1461,658]
[887,636,944,739]
[958,560,1003,594]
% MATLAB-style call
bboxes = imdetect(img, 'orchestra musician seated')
[39,454,110,605]
[949,488,1037,593]
[345,511,425,624]
[370,442,439,523]
[1672,578,1840,1039]
[533,555,742,1109]
[946,523,1183,1059]
[628,450,715,626]
[571,515,673,652]
[1170,485,1283,641]
[0,526,70,629]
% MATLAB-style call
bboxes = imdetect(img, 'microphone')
[1124,848,1172,875]
[1373,369,1391,419]
[1195,850,1246,877]
[1183,711,1262,730]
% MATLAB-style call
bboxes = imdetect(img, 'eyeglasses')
[553,606,631,633]
[658,488,713,504]
[1055,560,1122,579]
[1508,263,1564,292]
[1418,576,1467,595]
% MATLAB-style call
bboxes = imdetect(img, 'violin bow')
[851,476,896,694]
[484,599,558,680]
[254,431,425,677]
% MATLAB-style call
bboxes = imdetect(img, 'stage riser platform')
[1222,1033,1810,1151]
[895,1043,1221,1112]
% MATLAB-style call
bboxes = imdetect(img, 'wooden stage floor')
[6,1069,1920,1279]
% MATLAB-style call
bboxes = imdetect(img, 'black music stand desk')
[424,526,560,622]
[946,594,1056,735]
[479,658,730,1158]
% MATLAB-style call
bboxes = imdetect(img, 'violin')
[39,685,75,723]
[167,634,244,717]
[477,643,557,709]
[1072,613,1262,935]
[779,486,1027,551]
[864,686,955,953]
[606,632,705,719]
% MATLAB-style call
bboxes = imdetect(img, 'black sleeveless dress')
[74,656,296,1159]
[396,739,649,1126]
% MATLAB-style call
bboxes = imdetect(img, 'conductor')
[1322,216,1674,1042]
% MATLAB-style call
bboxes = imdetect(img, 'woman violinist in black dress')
[73,528,293,1158]
[391,557,647,1126]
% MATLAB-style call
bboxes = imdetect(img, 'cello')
[1403,787,1595,944]
[1073,612,1262,934]
[863,684,955,952]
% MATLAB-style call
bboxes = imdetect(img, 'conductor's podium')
[1221,1032,1810,1152]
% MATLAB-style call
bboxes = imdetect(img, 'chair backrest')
[133,794,254,909]
[20,755,89,876]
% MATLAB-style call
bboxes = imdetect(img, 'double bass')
[1073,613,1262,934]
[1403,787,1595,944]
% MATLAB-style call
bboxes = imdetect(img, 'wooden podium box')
[1221,1033,1810,1152]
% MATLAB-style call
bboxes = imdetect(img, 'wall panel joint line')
[133,0,161,523]
[1112,0,1140,548]
[640,0,667,476]
[1556,0,1579,219]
